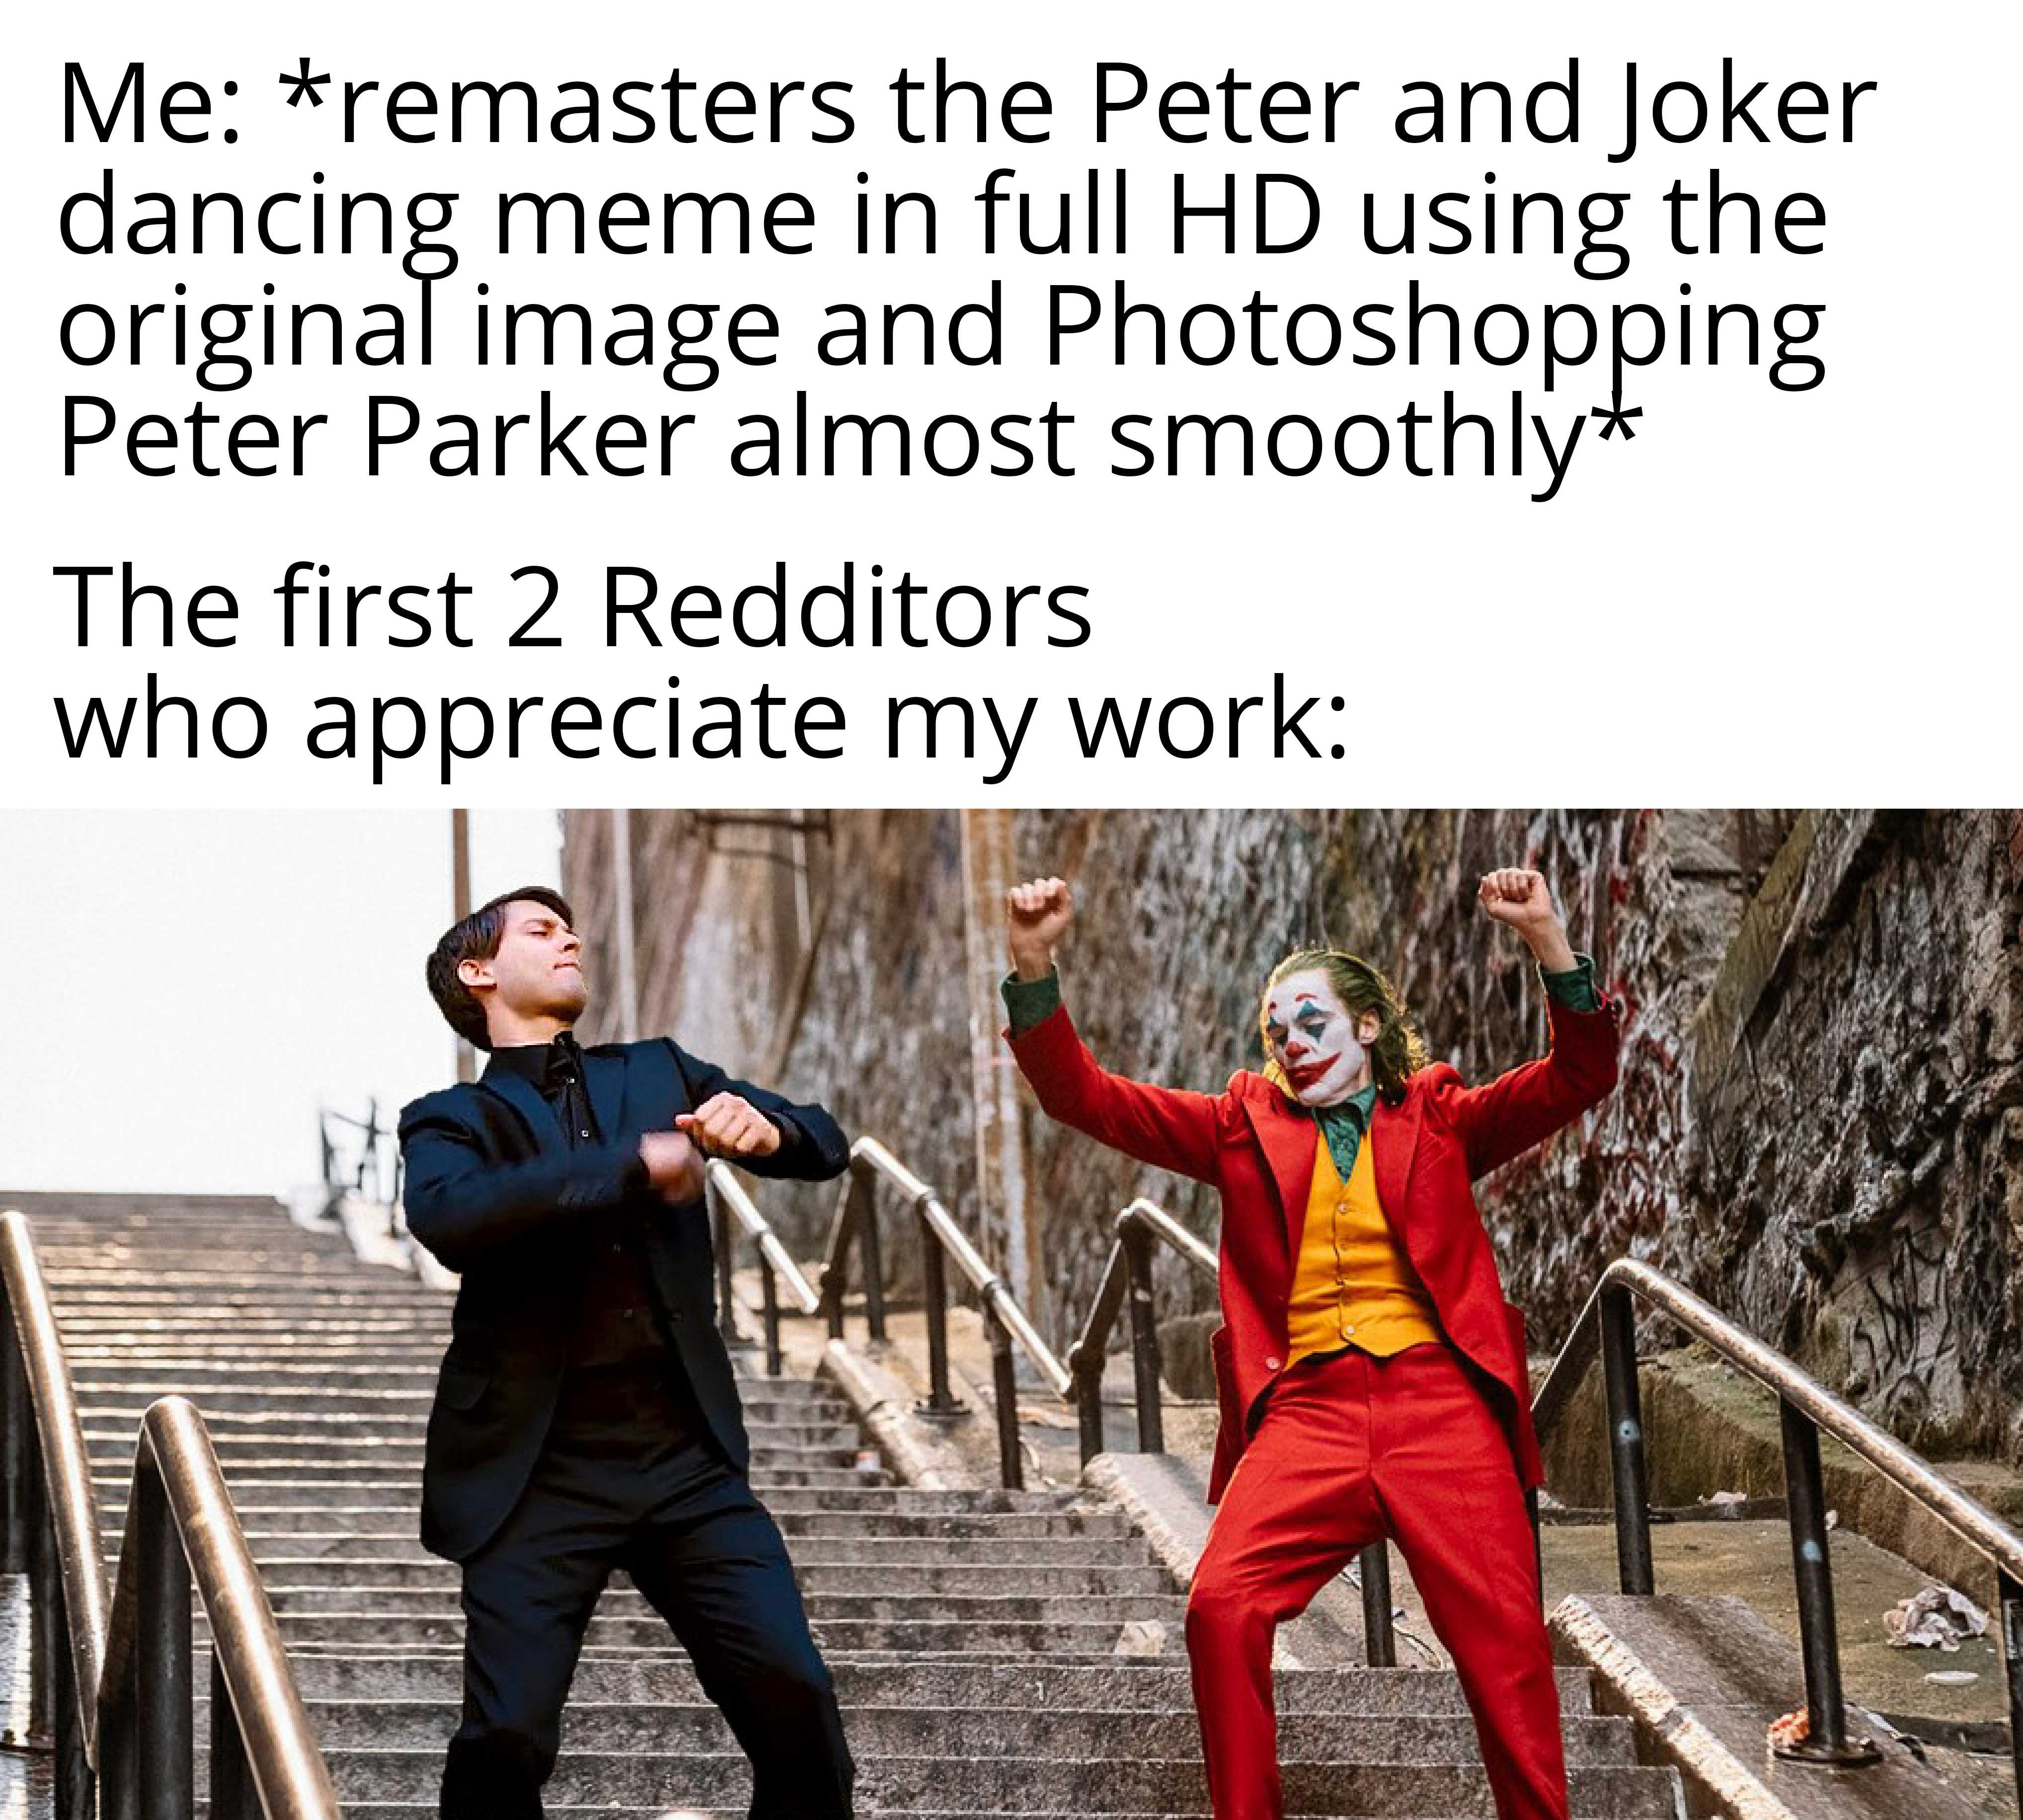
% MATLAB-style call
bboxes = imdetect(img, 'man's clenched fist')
[637,1129,706,1204]
[676,1092,783,1159]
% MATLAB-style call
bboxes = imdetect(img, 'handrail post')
[856,1165,888,1344]
[1999,1568,2023,1810]
[1776,1400,1877,1764]
[136,1461,196,1820]
[27,1438,55,1744]
[822,1172,855,1341]
[50,1551,90,1820]
[1074,1346,1107,1466]
[759,1256,783,1379]
[209,1648,257,1820]
[1120,1218,1166,1454]
[1072,1239,1132,1467]
[1,1315,26,1572]
[1359,1543,1396,1667]
[1598,1284,1654,1595]
[99,1681,136,1820]
[713,1185,739,1348]
[918,1215,958,1415]
[988,1311,1023,1490]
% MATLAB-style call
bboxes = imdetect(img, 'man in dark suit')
[397,885,855,1820]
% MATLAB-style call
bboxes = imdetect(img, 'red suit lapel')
[1369,1090,1426,1262]
[1239,1092,1313,1286]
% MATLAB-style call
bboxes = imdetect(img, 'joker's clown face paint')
[1263,969,1375,1108]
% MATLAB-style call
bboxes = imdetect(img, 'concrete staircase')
[17,1191,1685,1818]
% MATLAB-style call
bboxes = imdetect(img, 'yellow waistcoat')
[1284,1128,1444,1366]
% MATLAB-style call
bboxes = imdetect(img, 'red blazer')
[1007,990,1621,1501]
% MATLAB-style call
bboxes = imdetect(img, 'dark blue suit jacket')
[397,1037,850,1562]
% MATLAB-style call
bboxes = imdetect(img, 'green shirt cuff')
[1001,967,1062,1036]
[1539,952,1601,1013]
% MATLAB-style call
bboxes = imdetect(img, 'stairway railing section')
[1063,1193,1401,1667]
[820,1137,1071,1489]
[1534,1257,2023,1793]
[707,1159,822,1377]
[1065,1197,1215,1463]
[0,1209,106,1820]
[0,1208,342,1820]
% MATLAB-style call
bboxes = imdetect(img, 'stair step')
[84,1428,865,1463]
[95,1459,884,1488]
[311,1811,1659,1820]
[101,1497,1135,1539]
[115,1531,1154,1567]
[72,1386,857,1424]
[251,1586,1185,1623]
[315,1749,1678,1813]
[290,1698,1639,1762]
[230,1613,1189,1652]
[23,1196,1683,1820]
[217,1561,1177,1595]
[281,1654,1605,1712]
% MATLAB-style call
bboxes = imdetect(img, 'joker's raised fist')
[1477,868,1557,934]
[1006,876,1073,980]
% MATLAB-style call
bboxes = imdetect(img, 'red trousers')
[1184,1342,1567,1820]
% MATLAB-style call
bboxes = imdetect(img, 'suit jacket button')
[1264,1355,1282,1371]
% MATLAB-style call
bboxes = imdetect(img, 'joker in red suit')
[1000,868,1620,1820]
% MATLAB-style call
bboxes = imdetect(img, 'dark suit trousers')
[441,1360,854,1820]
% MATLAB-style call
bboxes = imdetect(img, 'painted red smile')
[1287,1059,1332,1090]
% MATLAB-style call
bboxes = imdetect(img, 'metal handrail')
[1061,1193,1401,1666]
[1536,1259,2023,1581]
[820,1136,1070,1488]
[318,1098,389,1204]
[1117,1197,1218,1278]
[1,1209,108,1812]
[1,1208,341,1820]
[859,1138,1072,1397]
[1535,1256,2023,1793]
[1067,1197,1216,1461]
[706,1160,822,1377]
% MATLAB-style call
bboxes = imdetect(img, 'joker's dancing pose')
[1001,869,1619,1820]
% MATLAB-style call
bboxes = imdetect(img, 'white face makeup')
[1263,969,1369,1108]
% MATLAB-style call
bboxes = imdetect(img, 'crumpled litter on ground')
[1114,1618,1167,1657]
[1767,1706,1810,1752]
[1883,1584,1989,1651]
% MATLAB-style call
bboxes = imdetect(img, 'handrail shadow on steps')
[1,1207,342,1820]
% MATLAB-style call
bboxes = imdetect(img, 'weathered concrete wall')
[1680,811,2023,1457]
[564,809,967,1266]
[565,809,2023,1461]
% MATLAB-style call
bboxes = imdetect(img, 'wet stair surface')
[20,1191,1685,1818]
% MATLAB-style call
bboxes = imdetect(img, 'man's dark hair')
[426,886,575,1051]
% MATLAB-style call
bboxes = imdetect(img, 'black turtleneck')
[486,1031,669,1370]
